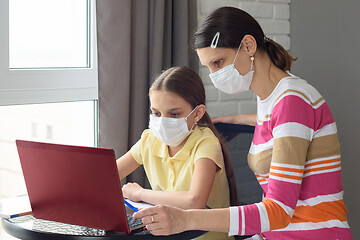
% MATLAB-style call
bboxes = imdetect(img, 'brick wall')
[197,0,290,117]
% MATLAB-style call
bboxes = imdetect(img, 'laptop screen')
[16,140,130,234]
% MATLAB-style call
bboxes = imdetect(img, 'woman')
[117,66,236,240]
[133,7,353,239]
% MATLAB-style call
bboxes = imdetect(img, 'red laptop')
[15,139,143,234]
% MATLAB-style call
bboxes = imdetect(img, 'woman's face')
[196,46,250,75]
[149,90,196,130]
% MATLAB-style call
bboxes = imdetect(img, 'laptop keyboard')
[127,213,144,229]
[8,214,144,236]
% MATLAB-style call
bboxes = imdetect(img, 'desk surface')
[2,215,205,240]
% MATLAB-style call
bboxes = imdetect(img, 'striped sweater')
[229,76,353,239]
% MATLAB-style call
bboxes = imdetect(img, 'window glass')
[9,0,88,68]
[0,101,96,199]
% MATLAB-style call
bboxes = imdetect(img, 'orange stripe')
[255,174,269,179]
[291,200,348,223]
[305,158,341,168]
[258,179,267,183]
[271,165,304,173]
[304,164,341,174]
[262,198,291,230]
[270,172,302,181]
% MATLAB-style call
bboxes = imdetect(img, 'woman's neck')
[251,55,289,100]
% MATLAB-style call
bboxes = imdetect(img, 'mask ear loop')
[186,106,199,131]
[232,41,243,65]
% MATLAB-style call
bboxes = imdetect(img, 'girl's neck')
[168,134,191,157]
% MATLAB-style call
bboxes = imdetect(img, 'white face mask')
[209,41,254,94]
[148,107,198,147]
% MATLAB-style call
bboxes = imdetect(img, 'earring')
[250,56,254,61]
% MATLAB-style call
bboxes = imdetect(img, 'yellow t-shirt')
[131,126,233,240]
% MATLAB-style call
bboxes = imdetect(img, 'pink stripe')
[266,178,301,209]
[299,170,343,200]
[237,206,242,236]
[314,102,335,130]
[261,183,268,196]
[252,121,272,145]
[243,204,261,235]
[253,96,335,145]
[271,95,334,131]
[262,227,353,240]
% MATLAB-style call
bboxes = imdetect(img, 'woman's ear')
[194,104,206,123]
[243,34,257,56]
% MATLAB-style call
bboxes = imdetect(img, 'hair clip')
[210,32,220,49]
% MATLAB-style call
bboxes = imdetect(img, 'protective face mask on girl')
[148,107,198,147]
[209,41,254,94]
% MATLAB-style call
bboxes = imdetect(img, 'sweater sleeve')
[229,93,330,236]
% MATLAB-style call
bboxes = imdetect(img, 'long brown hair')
[150,66,238,206]
[194,7,296,71]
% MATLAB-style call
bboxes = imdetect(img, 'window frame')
[0,0,98,106]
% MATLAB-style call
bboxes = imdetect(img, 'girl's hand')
[122,182,143,202]
[133,204,189,236]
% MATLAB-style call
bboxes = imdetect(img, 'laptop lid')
[16,140,130,234]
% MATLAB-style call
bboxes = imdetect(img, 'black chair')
[214,123,263,205]
[215,123,263,240]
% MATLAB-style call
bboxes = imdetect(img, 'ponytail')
[198,112,238,206]
[263,38,297,71]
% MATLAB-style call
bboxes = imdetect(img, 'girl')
[116,66,236,240]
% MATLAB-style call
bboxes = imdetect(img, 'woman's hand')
[133,205,189,236]
[122,182,143,202]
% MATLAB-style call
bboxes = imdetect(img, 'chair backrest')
[214,123,263,205]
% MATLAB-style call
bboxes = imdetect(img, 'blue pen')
[124,199,139,212]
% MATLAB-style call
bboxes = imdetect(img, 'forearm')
[212,113,257,126]
[138,189,206,209]
[185,208,230,233]
[116,151,140,180]
[236,113,256,126]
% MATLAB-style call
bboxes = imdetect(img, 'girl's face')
[149,90,196,130]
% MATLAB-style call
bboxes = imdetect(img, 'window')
[0,0,98,105]
[0,101,97,199]
[9,0,89,69]
[0,0,98,195]
[0,1,98,239]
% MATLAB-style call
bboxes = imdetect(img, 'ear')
[243,34,257,56]
[194,104,206,123]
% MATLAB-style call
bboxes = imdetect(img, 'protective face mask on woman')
[209,41,254,94]
[149,106,198,147]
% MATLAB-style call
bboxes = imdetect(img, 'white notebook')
[0,195,32,219]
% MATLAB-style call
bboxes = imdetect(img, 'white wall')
[197,0,290,117]
[290,1,360,238]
